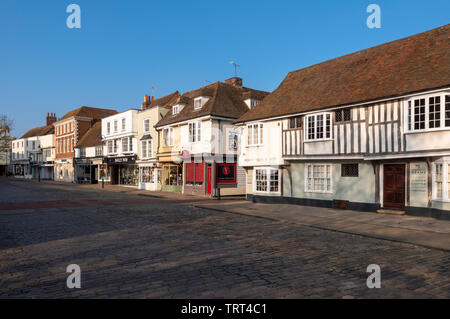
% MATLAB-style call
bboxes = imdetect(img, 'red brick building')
[53,106,117,182]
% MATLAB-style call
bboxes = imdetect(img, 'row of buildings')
[11,24,450,217]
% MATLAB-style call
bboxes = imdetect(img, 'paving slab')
[195,201,450,251]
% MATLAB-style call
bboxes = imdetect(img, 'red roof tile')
[237,24,450,123]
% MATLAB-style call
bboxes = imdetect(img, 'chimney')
[225,77,243,88]
[141,95,152,110]
[46,112,57,126]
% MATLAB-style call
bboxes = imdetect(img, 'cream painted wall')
[283,161,376,204]
[137,106,169,160]
[406,131,450,152]
[238,120,285,167]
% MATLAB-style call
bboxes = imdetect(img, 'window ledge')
[404,128,450,135]
[304,139,333,143]
[305,190,333,194]
[432,199,450,203]
[254,191,281,195]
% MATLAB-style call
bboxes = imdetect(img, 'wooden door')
[207,167,212,195]
[383,164,406,210]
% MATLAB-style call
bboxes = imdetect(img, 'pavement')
[194,201,450,252]
[1,178,449,298]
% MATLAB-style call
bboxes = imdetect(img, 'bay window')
[305,164,332,193]
[188,121,202,143]
[163,128,173,147]
[305,113,331,141]
[247,124,263,146]
[407,93,450,132]
[254,167,280,194]
[433,160,450,201]
[120,137,134,153]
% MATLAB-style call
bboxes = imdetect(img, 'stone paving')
[0,178,449,298]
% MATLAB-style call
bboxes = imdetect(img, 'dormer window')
[194,98,202,110]
[173,104,181,115]
[250,99,260,108]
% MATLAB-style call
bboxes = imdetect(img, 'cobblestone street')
[0,179,449,299]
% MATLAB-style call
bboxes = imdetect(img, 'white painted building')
[102,109,139,186]
[155,78,269,196]
[236,25,450,218]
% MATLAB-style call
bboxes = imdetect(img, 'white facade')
[102,109,139,157]
[238,87,450,213]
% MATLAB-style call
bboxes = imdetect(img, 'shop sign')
[216,163,237,184]
[105,156,136,165]
[410,163,427,193]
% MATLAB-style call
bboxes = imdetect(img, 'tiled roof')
[59,106,117,121]
[75,121,102,148]
[142,91,181,110]
[21,125,54,138]
[236,24,450,123]
[155,82,269,127]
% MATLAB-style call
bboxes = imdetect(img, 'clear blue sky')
[1,0,449,137]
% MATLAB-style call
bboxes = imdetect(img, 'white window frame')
[163,128,174,147]
[250,99,260,108]
[122,118,126,131]
[432,159,450,202]
[405,92,450,133]
[173,105,180,115]
[143,119,150,133]
[304,113,332,141]
[194,98,202,110]
[247,123,264,146]
[304,163,333,193]
[188,121,202,143]
[114,120,118,133]
[107,140,113,154]
[253,167,281,194]
[107,122,111,134]
[141,140,148,159]
[228,131,238,151]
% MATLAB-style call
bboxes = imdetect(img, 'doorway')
[207,166,212,195]
[383,164,406,210]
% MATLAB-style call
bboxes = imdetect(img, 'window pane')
[308,116,315,140]
[414,99,425,130]
[448,164,450,199]
[326,114,331,138]
[270,169,279,192]
[436,164,443,198]
[335,110,342,122]
[429,96,441,129]
[343,109,351,122]
[408,101,412,131]
[445,95,450,127]
[317,115,324,139]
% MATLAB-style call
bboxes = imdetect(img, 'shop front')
[55,159,74,183]
[13,160,30,178]
[105,156,138,186]
[74,158,103,184]
[40,162,54,180]
[161,162,183,193]
[138,163,160,191]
